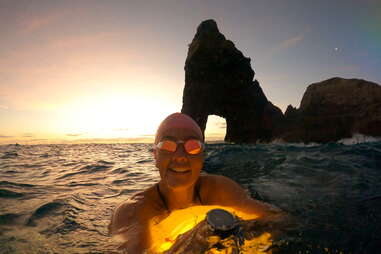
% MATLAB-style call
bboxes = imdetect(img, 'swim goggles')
[154,139,204,155]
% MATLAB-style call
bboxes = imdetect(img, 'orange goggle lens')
[156,139,203,155]
[159,140,177,153]
[184,139,203,155]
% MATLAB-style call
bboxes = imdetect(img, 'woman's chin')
[165,177,195,190]
[166,180,192,190]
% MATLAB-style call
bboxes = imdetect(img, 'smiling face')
[154,113,204,190]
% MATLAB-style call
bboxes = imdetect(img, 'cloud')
[0,135,13,138]
[205,132,225,136]
[30,139,49,142]
[113,128,129,132]
[264,33,305,59]
[66,133,83,137]
[67,137,154,144]
[216,122,226,129]
[22,133,34,138]
[20,14,57,33]
[49,32,115,49]
[0,105,8,110]
[278,35,304,50]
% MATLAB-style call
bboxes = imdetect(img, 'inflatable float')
[149,206,273,254]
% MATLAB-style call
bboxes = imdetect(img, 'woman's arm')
[201,175,293,238]
[201,174,285,218]
[109,199,151,253]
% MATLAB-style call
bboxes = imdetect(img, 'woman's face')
[154,125,204,190]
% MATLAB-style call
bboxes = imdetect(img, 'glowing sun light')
[59,94,175,139]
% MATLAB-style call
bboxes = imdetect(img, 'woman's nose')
[172,144,188,163]
[174,155,187,164]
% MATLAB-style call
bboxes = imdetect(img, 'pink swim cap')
[154,113,203,144]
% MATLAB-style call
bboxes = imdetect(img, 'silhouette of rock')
[282,77,381,142]
[181,20,381,143]
[181,19,283,143]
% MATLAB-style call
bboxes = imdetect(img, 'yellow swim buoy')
[149,205,272,254]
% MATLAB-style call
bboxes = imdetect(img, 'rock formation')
[181,19,283,143]
[181,20,381,143]
[282,77,381,143]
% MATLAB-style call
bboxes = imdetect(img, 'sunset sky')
[1,0,380,144]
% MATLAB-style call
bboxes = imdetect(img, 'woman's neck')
[158,181,197,211]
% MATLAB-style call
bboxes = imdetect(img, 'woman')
[109,113,285,253]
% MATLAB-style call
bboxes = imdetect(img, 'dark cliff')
[181,19,283,143]
[181,20,381,143]
[282,77,381,143]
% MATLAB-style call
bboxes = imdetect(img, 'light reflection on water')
[0,144,159,253]
[0,142,380,253]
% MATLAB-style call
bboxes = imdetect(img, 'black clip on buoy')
[206,209,245,246]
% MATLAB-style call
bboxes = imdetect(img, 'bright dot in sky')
[334,47,339,51]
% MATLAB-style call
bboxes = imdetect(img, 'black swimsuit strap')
[195,180,203,205]
[156,183,169,211]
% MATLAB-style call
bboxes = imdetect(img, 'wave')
[111,167,128,174]
[0,189,24,198]
[338,133,381,145]
[67,182,100,187]
[0,181,35,188]
[136,159,154,164]
[0,213,21,225]
[40,217,85,236]
[97,160,114,165]
[57,163,113,179]
[267,134,381,147]
[26,200,65,226]
[26,197,86,231]
[111,179,131,185]
[1,151,18,159]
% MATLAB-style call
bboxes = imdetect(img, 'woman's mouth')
[168,167,191,174]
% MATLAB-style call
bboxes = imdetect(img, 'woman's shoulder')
[116,184,156,208]
[109,184,163,234]
[199,173,238,186]
[198,174,246,204]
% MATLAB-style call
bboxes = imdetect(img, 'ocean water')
[0,142,380,254]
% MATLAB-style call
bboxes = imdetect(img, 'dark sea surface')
[0,141,380,254]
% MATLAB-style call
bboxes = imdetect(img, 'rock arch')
[204,115,226,141]
[181,20,283,143]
